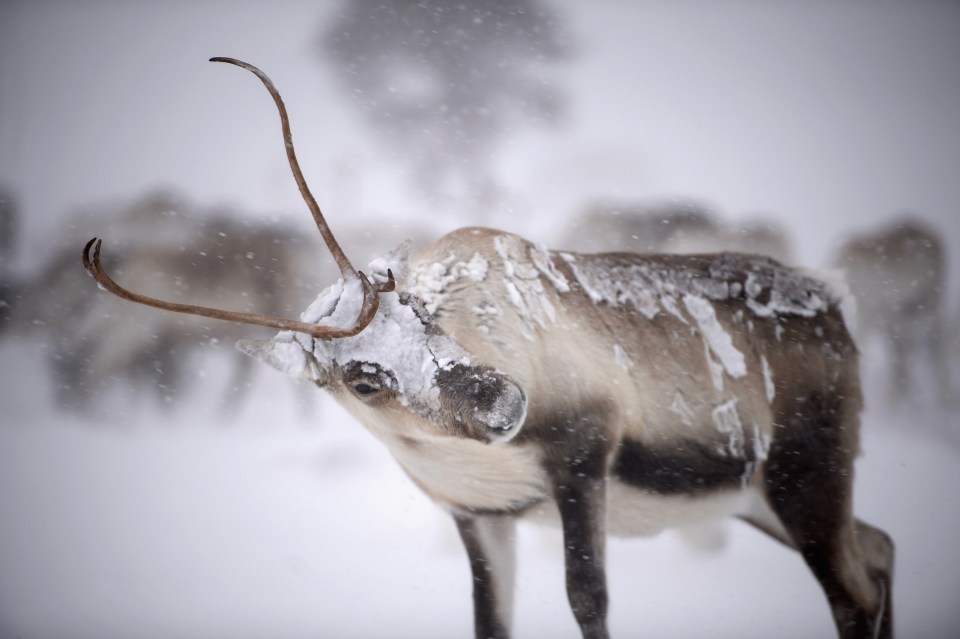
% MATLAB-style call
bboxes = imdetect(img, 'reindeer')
[0,185,19,327]
[557,200,720,255]
[82,58,893,639]
[8,194,317,412]
[559,201,794,264]
[833,218,950,406]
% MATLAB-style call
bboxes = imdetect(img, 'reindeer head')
[82,58,526,444]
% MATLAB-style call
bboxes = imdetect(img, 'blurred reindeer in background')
[558,201,793,264]
[7,190,434,415]
[0,186,18,327]
[833,218,951,407]
[7,192,436,412]
[6,191,313,412]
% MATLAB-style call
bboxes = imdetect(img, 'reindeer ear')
[368,239,411,286]
[236,336,317,380]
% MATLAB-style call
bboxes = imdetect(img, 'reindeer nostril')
[478,379,527,443]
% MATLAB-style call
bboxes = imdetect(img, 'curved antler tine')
[355,272,383,327]
[82,237,100,275]
[375,269,397,293]
[82,238,379,339]
[209,56,359,283]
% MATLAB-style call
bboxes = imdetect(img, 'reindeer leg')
[552,471,609,639]
[454,513,517,639]
[887,322,909,403]
[540,403,612,639]
[764,389,894,638]
[855,519,895,638]
[220,350,255,416]
[926,311,954,407]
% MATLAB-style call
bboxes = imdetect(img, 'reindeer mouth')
[475,378,528,444]
[437,364,528,444]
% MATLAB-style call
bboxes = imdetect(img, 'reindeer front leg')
[454,513,518,639]
[544,405,613,639]
[552,467,610,639]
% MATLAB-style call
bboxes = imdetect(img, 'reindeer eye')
[353,382,378,396]
[343,362,394,399]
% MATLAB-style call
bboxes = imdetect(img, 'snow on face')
[259,275,473,418]
[235,241,531,444]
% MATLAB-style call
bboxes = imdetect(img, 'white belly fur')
[525,480,765,539]
[604,481,758,537]
[384,435,776,540]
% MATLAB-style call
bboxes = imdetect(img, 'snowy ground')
[1,335,958,639]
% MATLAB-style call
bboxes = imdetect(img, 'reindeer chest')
[382,435,550,512]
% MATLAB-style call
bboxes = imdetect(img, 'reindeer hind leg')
[763,389,893,638]
[854,518,895,637]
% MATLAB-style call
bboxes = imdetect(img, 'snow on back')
[760,355,776,403]
[493,234,559,339]
[560,252,832,321]
[406,233,576,340]
[407,250,489,315]
[703,339,727,391]
[560,253,660,319]
[557,251,835,385]
[530,242,570,292]
[683,294,747,379]
[613,344,634,373]
[802,266,858,339]
[712,398,745,458]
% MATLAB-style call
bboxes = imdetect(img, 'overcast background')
[1,1,959,638]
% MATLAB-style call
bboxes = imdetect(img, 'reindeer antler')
[209,56,357,282]
[83,58,395,339]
